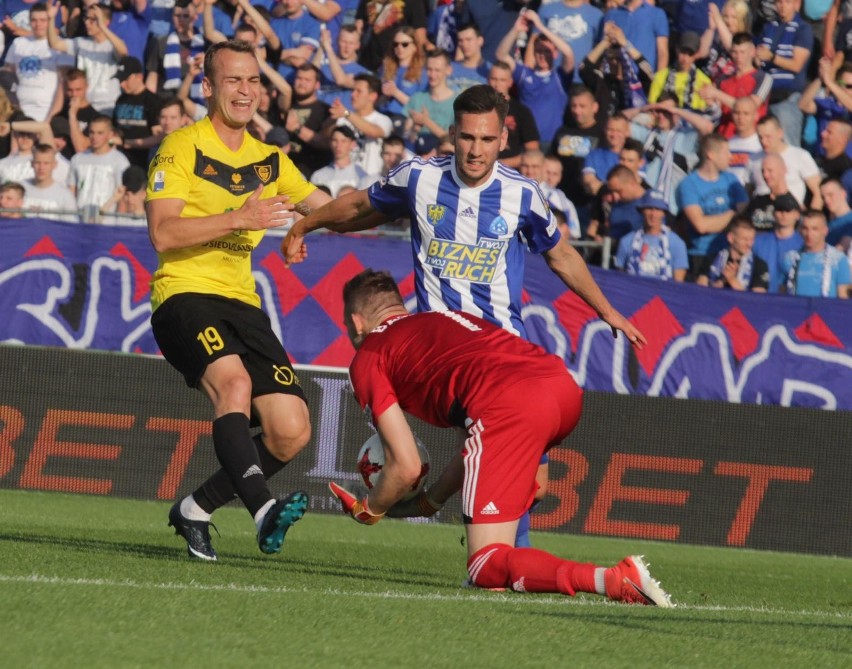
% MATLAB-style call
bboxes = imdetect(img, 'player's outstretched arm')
[281,188,388,266]
[147,186,294,252]
[544,239,647,349]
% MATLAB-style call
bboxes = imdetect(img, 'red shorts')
[461,373,583,524]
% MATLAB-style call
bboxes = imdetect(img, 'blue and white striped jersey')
[368,155,561,337]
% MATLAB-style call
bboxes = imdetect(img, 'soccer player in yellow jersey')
[146,40,332,560]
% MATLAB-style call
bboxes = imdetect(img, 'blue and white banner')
[1,218,851,410]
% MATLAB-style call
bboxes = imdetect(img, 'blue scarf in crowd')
[163,32,205,105]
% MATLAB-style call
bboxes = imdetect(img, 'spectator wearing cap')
[753,191,805,292]
[648,31,714,114]
[2,3,74,122]
[112,55,163,168]
[309,125,368,198]
[47,1,128,116]
[602,0,669,72]
[23,144,79,223]
[697,216,770,292]
[615,190,688,281]
[99,164,147,224]
[756,0,813,148]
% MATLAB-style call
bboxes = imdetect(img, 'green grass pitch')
[1,489,850,669]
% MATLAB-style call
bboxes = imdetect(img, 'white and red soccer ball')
[356,433,430,500]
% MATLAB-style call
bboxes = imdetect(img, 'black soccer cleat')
[168,501,219,561]
[257,491,309,554]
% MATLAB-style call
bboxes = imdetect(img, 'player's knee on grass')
[467,543,512,589]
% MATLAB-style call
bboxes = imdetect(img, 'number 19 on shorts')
[197,327,224,356]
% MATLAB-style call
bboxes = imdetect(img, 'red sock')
[467,544,600,596]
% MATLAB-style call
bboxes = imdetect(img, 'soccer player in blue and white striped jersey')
[283,84,643,344]
[282,85,646,543]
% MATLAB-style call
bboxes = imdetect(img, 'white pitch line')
[1,573,849,620]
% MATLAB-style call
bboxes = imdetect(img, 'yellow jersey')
[147,116,316,311]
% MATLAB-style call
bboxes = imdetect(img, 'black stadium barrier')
[1,344,849,557]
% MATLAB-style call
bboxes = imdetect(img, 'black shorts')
[151,293,306,404]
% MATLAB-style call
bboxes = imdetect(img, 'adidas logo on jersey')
[243,465,263,478]
[460,206,476,218]
[480,501,500,515]
[203,164,218,176]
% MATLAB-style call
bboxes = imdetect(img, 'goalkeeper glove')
[328,481,385,525]
[385,490,444,518]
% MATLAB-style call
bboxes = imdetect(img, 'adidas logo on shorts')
[480,501,500,515]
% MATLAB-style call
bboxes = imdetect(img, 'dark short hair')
[425,48,452,65]
[382,134,405,149]
[204,40,255,82]
[621,138,644,155]
[354,73,381,96]
[456,22,482,37]
[727,214,755,234]
[731,32,754,47]
[453,84,509,125]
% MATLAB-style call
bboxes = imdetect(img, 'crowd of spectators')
[0,0,849,297]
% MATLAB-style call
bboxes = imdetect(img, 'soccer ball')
[356,433,430,500]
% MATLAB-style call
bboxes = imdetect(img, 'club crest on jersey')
[254,165,272,183]
[489,215,508,236]
[427,204,447,226]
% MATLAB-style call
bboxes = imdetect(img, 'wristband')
[344,109,351,118]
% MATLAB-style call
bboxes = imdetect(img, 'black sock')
[194,433,287,514]
[209,413,272,518]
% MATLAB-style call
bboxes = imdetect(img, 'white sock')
[180,495,211,522]
[594,568,607,595]
[254,499,276,531]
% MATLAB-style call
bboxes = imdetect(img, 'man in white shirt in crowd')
[68,115,130,222]
[23,144,79,222]
[748,114,822,210]
[47,1,128,116]
[328,73,393,181]
[311,125,368,197]
[3,3,74,121]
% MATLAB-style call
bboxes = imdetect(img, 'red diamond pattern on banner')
[110,242,151,303]
[794,313,844,349]
[259,252,308,315]
[632,296,685,376]
[312,333,356,367]
[553,290,598,354]
[521,288,532,304]
[25,235,63,258]
[720,306,759,361]
[310,253,366,327]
